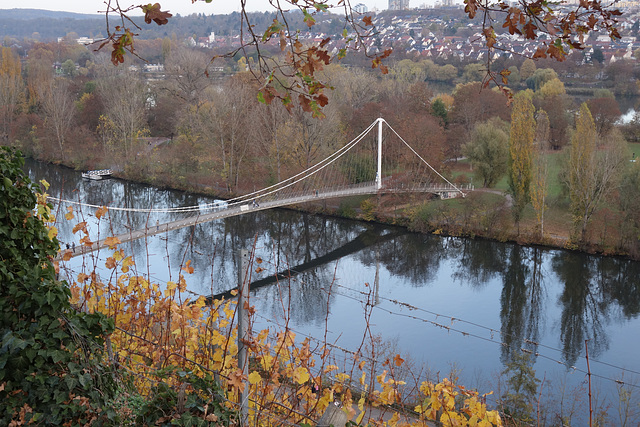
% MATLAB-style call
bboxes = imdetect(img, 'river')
[26,159,640,424]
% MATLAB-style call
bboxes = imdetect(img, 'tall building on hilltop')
[354,3,369,13]
[389,0,410,10]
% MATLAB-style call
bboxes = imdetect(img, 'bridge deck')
[57,183,470,260]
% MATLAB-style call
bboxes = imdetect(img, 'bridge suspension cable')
[48,118,467,214]
[382,119,465,197]
[47,120,379,214]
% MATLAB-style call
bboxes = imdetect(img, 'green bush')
[0,147,116,425]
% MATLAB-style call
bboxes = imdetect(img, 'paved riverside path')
[56,182,468,261]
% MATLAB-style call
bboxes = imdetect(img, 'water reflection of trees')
[552,252,608,367]
[452,238,508,288]
[29,160,640,368]
[374,233,446,285]
[551,253,640,367]
[500,246,545,364]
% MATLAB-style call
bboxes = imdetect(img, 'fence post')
[317,402,348,427]
[238,249,250,426]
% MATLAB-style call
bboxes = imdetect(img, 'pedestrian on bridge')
[156,220,159,231]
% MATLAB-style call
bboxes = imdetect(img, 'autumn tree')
[537,77,565,98]
[96,59,148,160]
[586,95,621,138]
[530,110,550,238]
[391,59,427,84]
[38,78,76,161]
[463,117,509,188]
[162,47,212,108]
[448,82,511,159]
[508,92,536,231]
[565,103,628,242]
[520,59,536,81]
[533,87,571,150]
[0,47,24,141]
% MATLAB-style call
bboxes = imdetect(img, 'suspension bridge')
[52,118,472,260]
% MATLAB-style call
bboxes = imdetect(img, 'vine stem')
[585,339,593,427]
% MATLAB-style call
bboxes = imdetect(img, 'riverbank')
[53,155,640,262]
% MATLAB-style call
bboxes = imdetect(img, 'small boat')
[81,169,112,180]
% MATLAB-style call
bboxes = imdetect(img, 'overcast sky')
[1,0,386,16]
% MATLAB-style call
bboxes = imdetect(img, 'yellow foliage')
[60,208,504,427]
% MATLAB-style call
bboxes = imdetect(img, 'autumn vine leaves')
[49,195,503,425]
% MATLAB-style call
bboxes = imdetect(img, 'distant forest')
[0,8,320,42]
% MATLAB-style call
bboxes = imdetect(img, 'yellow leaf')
[355,409,365,425]
[293,367,309,385]
[113,249,124,262]
[336,373,350,383]
[104,236,121,249]
[48,226,58,240]
[95,205,108,220]
[64,206,74,220]
[40,179,50,190]
[324,365,339,373]
[72,221,87,234]
[122,256,135,273]
[248,371,262,385]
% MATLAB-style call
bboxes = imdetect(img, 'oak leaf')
[142,3,172,25]
[228,369,247,392]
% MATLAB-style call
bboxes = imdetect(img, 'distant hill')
[0,8,102,20]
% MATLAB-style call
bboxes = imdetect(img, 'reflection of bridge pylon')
[373,247,380,307]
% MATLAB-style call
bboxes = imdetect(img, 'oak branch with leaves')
[101,0,390,117]
[102,0,622,110]
[465,0,622,91]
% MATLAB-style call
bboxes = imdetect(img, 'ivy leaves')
[0,148,116,425]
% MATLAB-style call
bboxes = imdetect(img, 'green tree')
[431,97,449,126]
[463,117,509,187]
[60,59,77,77]
[0,147,116,424]
[501,352,540,424]
[526,68,558,91]
[520,58,536,80]
[508,92,536,231]
[592,47,605,63]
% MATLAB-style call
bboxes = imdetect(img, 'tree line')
[2,39,640,255]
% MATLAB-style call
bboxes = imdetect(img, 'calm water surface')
[27,160,640,422]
